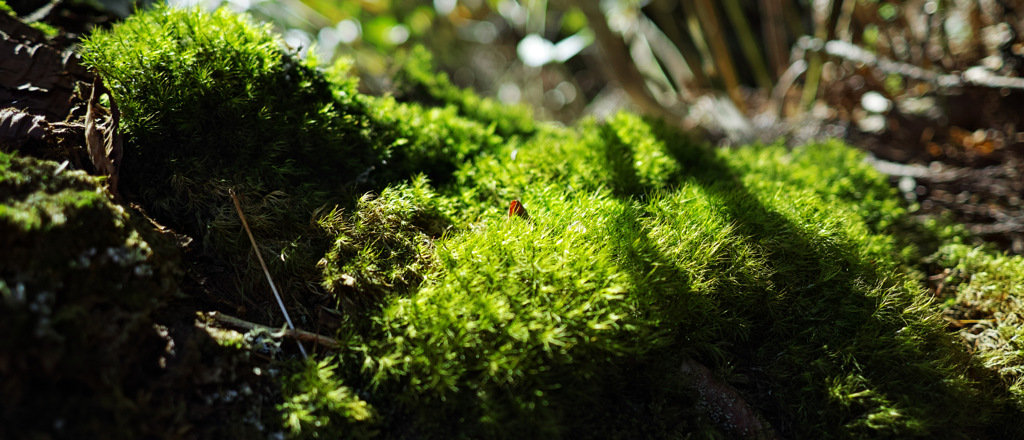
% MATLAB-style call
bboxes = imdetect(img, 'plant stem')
[230,189,309,359]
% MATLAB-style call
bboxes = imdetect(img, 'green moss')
[0,151,182,438]
[0,1,57,37]
[81,5,377,313]
[78,7,521,322]
[0,0,14,15]
[44,7,1024,439]
[350,126,1018,438]
[366,97,505,185]
[356,190,655,437]
[932,244,1024,401]
[394,46,536,138]
[279,357,377,439]
[318,176,453,313]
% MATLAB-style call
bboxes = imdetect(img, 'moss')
[394,46,536,138]
[79,5,378,317]
[932,244,1024,404]
[78,7,517,323]
[28,6,1023,439]
[278,357,378,439]
[366,97,505,185]
[318,176,454,314]
[342,114,1020,438]
[0,151,182,439]
[355,190,657,437]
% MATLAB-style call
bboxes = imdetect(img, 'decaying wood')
[0,107,48,140]
[0,14,92,119]
[205,311,340,350]
[680,357,778,440]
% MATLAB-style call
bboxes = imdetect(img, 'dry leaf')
[85,78,122,196]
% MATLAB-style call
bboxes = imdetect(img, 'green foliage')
[279,357,378,439]
[319,176,453,313]
[0,151,181,439]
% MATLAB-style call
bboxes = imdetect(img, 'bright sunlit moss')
[933,244,1024,402]
[318,176,454,313]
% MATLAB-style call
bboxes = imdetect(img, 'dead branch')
[205,311,340,350]
[797,36,1024,91]
[572,0,681,123]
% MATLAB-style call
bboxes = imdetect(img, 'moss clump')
[0,151,181,438]
[45,7,1024,439]
[394,46,535,138]
[78,7,513,322]
[357,191,662,438]
[337,125,1020,438]
[279,356,377,439]
[318,176,453,313]
[932,244,1024,399]
[365,97,505,186]
[80,5,385,315]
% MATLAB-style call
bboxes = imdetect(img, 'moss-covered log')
[2,5,1023,439]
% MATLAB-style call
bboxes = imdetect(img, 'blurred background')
[5,0,1024,253]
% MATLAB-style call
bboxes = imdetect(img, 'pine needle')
[230,189,308,359]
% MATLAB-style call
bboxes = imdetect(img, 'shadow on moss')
[645,120,1022,438]
[12,5,1016,439]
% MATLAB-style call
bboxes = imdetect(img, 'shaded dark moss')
[0,151,182,439]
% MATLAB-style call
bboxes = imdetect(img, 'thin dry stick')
[207,311,339,350]
[230,189,308,359]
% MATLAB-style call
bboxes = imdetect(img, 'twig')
[694,0,745,112]
[230,189,308,359]
[206,311,340,350]
[796,37,1024,91]
[759,0,788,78]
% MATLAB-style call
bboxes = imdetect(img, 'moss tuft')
[394,46,536,138]
[80,6,386,317]
[318,176,453,313]
[278,357,378,439]
[932,244,1024,405]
